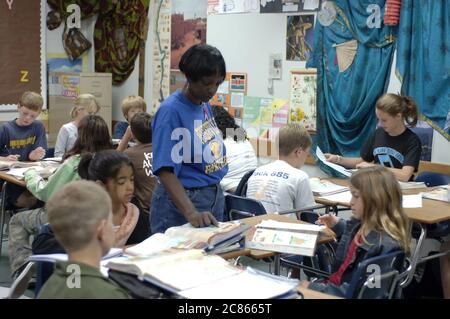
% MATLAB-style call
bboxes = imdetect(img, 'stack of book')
[309,177,349,196]
[125,221,249,256]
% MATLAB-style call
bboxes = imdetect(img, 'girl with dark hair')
[325,93,422,181]
[25,115,113,201]
[211,105,257,193]
[151,44,228,234]
[78,150,148,247]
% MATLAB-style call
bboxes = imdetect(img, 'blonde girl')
[54,94,101,157]
[305,166,410,297]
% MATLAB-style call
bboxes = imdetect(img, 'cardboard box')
[48,72,112,146]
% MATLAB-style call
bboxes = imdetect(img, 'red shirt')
[328,234,361,286]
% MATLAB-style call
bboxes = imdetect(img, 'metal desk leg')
[400,222,427,288]
[0,181,8,257]
[274,254,281,275]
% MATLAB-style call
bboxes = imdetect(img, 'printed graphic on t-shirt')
[373,147,404,168]
[9,136,36,149]
[194,118,228,175]
[143,152,154,177]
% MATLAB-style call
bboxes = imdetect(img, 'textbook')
[309,177,349,196]
[105,250,299,298]
[106,249,242,293]
[245,220,324,257]
[421,186,450,202]
[125,221,249,255]
[0,160,40,171]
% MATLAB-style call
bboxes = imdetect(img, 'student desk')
[0,171,27,256]
[314,178,450,288]
[298,287,341,299]
[221,214,336,276]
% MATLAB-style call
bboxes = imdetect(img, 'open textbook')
[106,249,299,298]
[0,160,40,171]
[309,177,348,196]
[245,220,324,257]
[125,221,249,255]
[421,186,450,202]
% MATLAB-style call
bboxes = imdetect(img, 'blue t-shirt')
[152,90,228,188]
[113,121,129,139]
[0,119,47,161]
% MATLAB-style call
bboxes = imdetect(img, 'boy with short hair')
[113,95,147,139]
[123,112,156,228]
[38,180,131,299]
[0,91,48,208]
[246,123,315,214]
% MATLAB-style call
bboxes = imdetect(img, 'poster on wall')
[260,0,321,13]
[211,72,247,120]
[243,96,273,138]
[286,14,315,61]
[0,0,46,110]
[152,0,171,111]
[290,69,317,132]
[171,0,207,70]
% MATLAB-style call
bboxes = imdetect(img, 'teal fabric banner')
[396,0,450,139]
[307,0,396,176]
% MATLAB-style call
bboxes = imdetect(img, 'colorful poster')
[152,0,171,111]
[243,96,274,138]
[171,0,207,69]
[271,99,289,128]
[207,0,220,15]
[286,14,315,61]
[230,74,247,91]
[290,69,317,131]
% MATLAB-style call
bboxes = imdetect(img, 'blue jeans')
[150,183,225,234]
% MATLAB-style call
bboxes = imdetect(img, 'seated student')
[211,105,257,193]
[325,93,421,182]
[78,150,149,247]
[8,115,113,277]
[302,166,410,297]
[246,123,315,214]
[38,180,131,299]
[113,95,146,140]
[121,112,157,232]
[54,93,101,158]
[0,91,47,208]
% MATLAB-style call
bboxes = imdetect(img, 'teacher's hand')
[186,211,219,228]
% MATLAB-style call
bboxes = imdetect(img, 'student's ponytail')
[402,96,418,127]
[376,93,419,127]
[77,153,95,180]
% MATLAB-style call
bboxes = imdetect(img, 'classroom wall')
[1,5,448,163]
[207,12,450,164]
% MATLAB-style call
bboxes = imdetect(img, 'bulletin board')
[0,0,46,110]
[211,72,247,124]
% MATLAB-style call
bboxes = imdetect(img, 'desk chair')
[225,194,267,221]
[234,169,255,197]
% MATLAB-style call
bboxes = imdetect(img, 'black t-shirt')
[360,127,422,171]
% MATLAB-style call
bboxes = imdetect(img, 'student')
[303,166,411,297]
[113,95,147,140]
[150,44,228,234]
[246,123,315,214]
[0,91,47,208]
[38,180,131,299]
[325,93,421,182]
[8,115,113,277]
[122,112,157,229]
[54,93,101,158]
[211,105,257,193]
[78,150,149,247]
